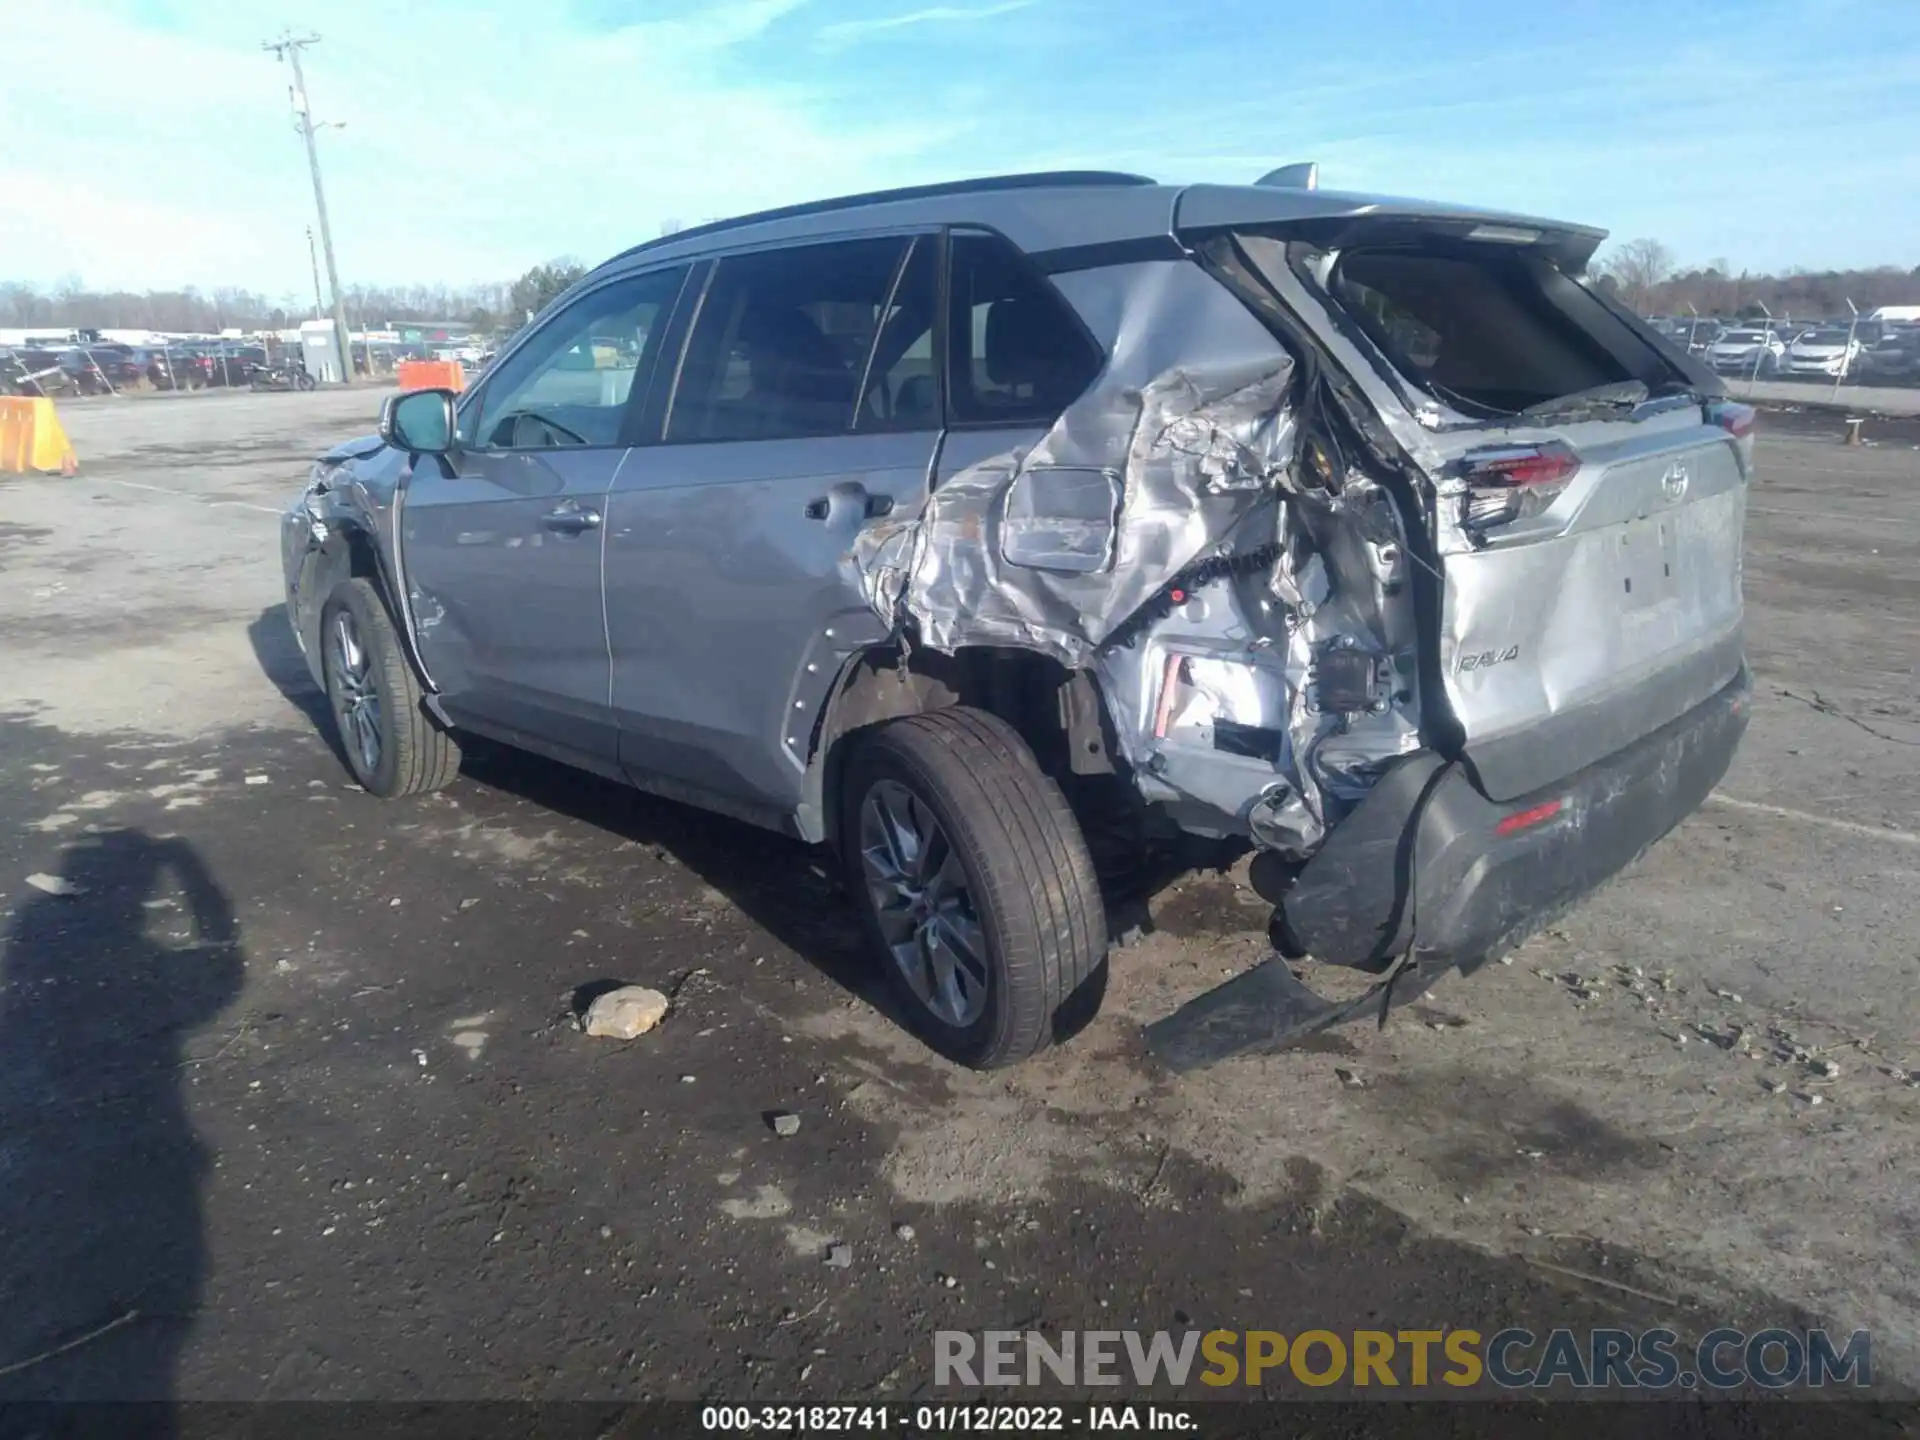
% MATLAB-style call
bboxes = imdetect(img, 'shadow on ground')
[246,604,335,743]
[0,829,243,1411]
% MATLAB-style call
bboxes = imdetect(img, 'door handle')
[542,505,602,534]
[804,490,894,521]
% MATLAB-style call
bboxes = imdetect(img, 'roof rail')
[604,171,1158,266]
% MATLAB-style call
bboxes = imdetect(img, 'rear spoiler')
[1173,183,1608,273]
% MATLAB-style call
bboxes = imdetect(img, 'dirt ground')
[2,388,1916,1406]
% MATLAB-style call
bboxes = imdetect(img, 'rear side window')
[946,231,1102,425]
[857,237,940,432]
[667,237,910,443]
[1329,250,1642,417]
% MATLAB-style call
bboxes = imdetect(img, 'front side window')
[465,267,684,450]
[945,231,1103,426]
[666,237,910,443]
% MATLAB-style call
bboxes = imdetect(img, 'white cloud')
[0,0,959,292]
[0,0,1914,290]
[817,0,1032,45]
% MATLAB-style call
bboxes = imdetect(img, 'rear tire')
[319,578,460,799]
[840,707,1108,1069]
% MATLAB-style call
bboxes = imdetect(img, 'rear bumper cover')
[1289,664,1751,970]
[1145,666,1750,1071]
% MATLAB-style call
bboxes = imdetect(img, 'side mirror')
[380,388,458,455]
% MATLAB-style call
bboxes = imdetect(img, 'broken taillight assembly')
[1707,400,1758,477]
[1707,401,1756,438]
[1458,441,1581,532]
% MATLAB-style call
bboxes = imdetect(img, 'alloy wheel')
[326,609,382,777]
[858,779,990,1028]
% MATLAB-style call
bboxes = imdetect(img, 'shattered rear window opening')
[1327,251,1642,417]
[1229,235,1685,423]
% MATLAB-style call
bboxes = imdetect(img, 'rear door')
[1216,225,1750,801]
[602,234,942,819]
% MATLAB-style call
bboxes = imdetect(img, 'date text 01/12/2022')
[699,1404,1195,1431]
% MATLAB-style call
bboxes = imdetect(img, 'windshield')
[1803,330,1850,345]
[1722,331,1763,343]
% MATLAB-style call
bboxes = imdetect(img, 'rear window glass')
[1325,249,1637,416]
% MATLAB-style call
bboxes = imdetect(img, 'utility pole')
[306,225,324,320]
[265,32,354,384]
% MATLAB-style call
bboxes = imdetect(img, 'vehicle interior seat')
[740,306,858,438]
[982,294,1086,413]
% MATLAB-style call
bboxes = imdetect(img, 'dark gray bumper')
[1288,665,1752,970]
[1146,667,1751,1071]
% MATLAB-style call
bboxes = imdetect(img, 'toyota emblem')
[1661,461,1690,501]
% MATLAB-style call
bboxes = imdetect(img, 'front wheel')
[318,579,460,798]
[840,707,1108,1069]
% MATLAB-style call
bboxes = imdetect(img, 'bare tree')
[1598,238,1677,315]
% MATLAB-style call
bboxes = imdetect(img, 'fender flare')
[293,515,435,699]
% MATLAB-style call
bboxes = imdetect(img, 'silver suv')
[282,170,1753,1071]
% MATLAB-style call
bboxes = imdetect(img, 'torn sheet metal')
[1091,469,1423,853]
[279,433,405,690]
[852,257,1425,852]
[854,262,1301,671]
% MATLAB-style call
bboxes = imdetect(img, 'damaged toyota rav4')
[282,169,1753,1072]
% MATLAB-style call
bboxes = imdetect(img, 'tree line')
[0,261,588,337]
[9,241,1915,336]
[1595,238,1920,319]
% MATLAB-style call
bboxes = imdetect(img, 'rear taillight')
[1707,401,1755,438]
[1707,400,1757,479]
[1458,441,1580,532]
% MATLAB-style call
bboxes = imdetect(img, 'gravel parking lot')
[2,389,1917,1406]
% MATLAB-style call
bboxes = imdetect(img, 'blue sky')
[2,0,1915,302]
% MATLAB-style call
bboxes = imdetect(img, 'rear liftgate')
[1143,215,1753,1073]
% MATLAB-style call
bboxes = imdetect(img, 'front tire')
[840,707,1108,1069]
[319,579,460,798]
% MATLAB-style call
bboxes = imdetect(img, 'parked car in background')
[283,168,1752,1071]
[13,348,75,393]
[1785,328,1863,378]
[50,348,118,394]
[1687,322,1727,354]
[1652,317,1722,355]
[150,347,218,389]
[76,346,146,390]
[1856,326,1920,384]
[0,348,67,395]
[1707,327,1787,375]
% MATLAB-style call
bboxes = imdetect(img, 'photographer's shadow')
[0,831,243,1407]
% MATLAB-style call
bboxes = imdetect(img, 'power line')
[263,32,355,384]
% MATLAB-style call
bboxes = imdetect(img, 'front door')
[604,235,942,816]
[400,266,687,767]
